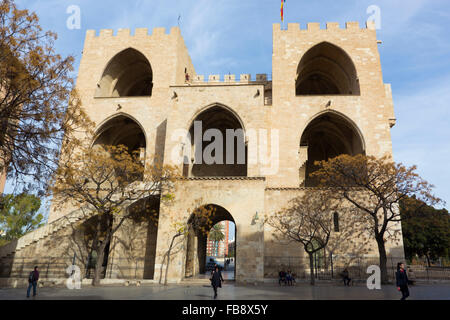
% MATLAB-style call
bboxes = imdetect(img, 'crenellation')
[194,75,204,83]
[85,29,96,39]
[345,21,360,30]
[240,74,251,82]
[134,28,149,37]
[224,74,235,82]
[256,74,267,81]
[307,22,320,31]
[117,28,131,37]
[99,29,113,37]
[326,22,340,30]
[366,20,376,30]
[170,26,181,36]
[151,27,166,37]
[208,74,220,82]
[287,23,300,31]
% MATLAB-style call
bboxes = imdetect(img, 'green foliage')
[401,196,450,265]
[208,223,225,242]
[0,193,43,244]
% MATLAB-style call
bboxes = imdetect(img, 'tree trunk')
[92,240,107,286]
[376,236,389,284]
[164,234,178,286]
[309,253,315,286]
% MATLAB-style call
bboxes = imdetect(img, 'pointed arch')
[96,48,153,97]
[93,113,147,156]
[299,110,365,186]
[185,204,236,277]
[184,104,247,177]
[296,42,360,95]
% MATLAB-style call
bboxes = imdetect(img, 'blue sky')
[8,0,450,210]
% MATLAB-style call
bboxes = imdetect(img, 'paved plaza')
[1,282,449,300]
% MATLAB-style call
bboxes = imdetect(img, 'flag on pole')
[281,0,286,22]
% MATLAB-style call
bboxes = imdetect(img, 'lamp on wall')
[251,211,259,225]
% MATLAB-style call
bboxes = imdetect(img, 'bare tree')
[50,142,179,285]
[266,189,339,285]
[312,154,442,283]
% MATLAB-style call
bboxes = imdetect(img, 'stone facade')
[0,21,404,285]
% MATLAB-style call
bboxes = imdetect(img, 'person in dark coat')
[341,268,352,286]
[27,266,39,298]
[278,270,286,286]
[214,264,224,287]
[210,266,223,299]
[396,262,410,300]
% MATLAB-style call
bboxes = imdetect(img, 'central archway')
[184,105,247,177]
[184,204,236,280]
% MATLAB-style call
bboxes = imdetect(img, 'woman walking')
[396,262,410,300]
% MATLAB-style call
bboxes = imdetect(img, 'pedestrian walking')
[27,266,39,298]
[210,266,223,299]
[214,263,224,286]
[396,262,410,300]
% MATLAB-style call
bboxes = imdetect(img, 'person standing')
[396,262,410,300]
[341,268,352,286]
[27,266,39,298]
[210,266,222,299]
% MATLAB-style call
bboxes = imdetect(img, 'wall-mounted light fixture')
[251,211,259,225]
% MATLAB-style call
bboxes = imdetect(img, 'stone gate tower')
[0,21,404,285]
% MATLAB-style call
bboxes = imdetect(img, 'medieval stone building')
[0,21,404,285]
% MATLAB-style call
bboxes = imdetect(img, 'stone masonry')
[0,21,404,285]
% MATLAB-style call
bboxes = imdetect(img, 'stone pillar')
[235,214,265,284]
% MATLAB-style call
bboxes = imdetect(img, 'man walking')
[27,266,39,298]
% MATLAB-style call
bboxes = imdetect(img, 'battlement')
[274,21,376,32]
[191,73,271,85]
[85,26,181,40]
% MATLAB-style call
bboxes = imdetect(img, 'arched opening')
[92,115,146,182]
[93,115,146,160]
[300,112,365,186]
[119,196,161,280]
[295,42,360,95]
[81,214,113,280]
[184,204,236,281]
[96,48,153,97]
[184,105,247,177]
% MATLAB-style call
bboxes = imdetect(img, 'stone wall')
[1,22,404,285]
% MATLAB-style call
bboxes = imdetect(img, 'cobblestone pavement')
[0,283,449,300]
